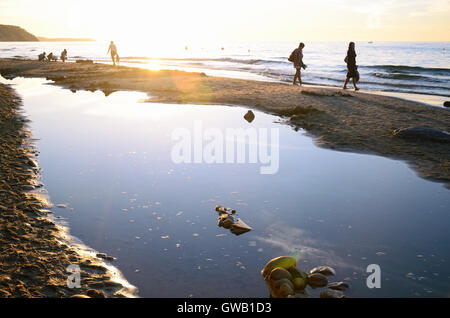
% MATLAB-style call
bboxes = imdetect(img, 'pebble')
[320,289,345,298]
[328,281,350,291]
[309,266,336,276]
[307,273,329,287]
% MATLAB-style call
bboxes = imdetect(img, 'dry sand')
[0,83,134,297]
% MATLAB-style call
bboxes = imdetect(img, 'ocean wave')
[361,64,450,76]
[368,72,449,83]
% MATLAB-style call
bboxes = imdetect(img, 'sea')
[1,40,449,103]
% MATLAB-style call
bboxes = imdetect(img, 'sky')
[1,0,449,42]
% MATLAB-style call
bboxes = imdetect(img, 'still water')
[3,76,449,297]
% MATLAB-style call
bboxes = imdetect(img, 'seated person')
[38,52,46,61]
[47,52,57,61]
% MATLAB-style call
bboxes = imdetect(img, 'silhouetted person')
[47,52,54,61]
[343,42,359,91]
[107,41,119,66]
[38,52,46,61]
[291,42,306,86]
[60,49,67,62]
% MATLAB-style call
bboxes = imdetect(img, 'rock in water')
[320,289,345,298]
[244,110,255,123]
[309,266,336,276]
[393,126,450,143]
[230,218,252,235]
[269,268,293,282]
[328,281,350,291]
[215,206,251,236]
[444,101,450,107]
[261,256,297,278]
[307,273,328,287]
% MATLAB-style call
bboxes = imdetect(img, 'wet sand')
[1,58,448,187]
[0,83,134,297]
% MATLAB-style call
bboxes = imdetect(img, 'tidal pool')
[2,76,449,297]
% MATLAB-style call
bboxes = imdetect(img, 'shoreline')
[0,82,136,297]
[0,58,449,189]
[97,59,450,107]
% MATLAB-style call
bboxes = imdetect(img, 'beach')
[1,58,448,187]
[0,57,449,298]
[0,81,134,297]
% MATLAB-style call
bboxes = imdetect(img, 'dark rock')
[86,289,106,298]
[328,281,350,291]
[320,289,345,298]
[443,101,450,107]
[393,125,450,143]
[307,273,328,287]
[244,110,255,123]
[96,253,116,261]
[310,266,336,276]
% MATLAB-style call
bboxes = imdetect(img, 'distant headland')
[0,24,94,42]
[0,25,38,41]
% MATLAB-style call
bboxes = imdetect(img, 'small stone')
[269,268,293,282]
[310,266,336,276]
[86,289,106,298]
[443,101,450,107]
[320,289,345,298]
[243,110,255,123]
[328,281,350,291]
[96,253,115,261]
[307,273,328,287]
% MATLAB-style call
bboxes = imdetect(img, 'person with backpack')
[289,42,307,86]
[343,42,359,91]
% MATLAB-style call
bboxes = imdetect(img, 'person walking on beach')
[107,41,120,66]
[289,42,307,86]
[343,42,359,91]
